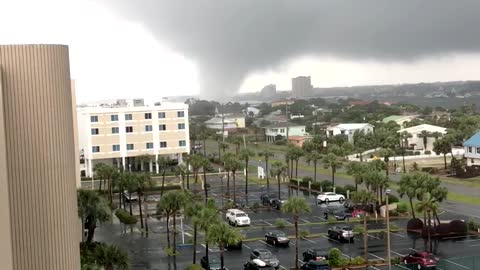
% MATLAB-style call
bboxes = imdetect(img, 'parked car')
[403,251,439,269]
[265,230,290,246]
[200,255,224,270]
[327,225,354,242]
[226,209,251,226]
[260,193,272,205]
[123,191,138,202]
[316,192,345,203]
[332,209,353,220]
[244,259,276,270]
[270,199,285,210]
[300,260,331,270]
[302,249,329,262]
[250,249,280,269]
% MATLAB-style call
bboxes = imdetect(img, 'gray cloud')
[100,0,480,98]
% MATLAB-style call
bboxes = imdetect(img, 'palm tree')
[270,161,288,200]
[351,190,377,263]
[399,131,413,173]
[174,164,188,189]
[289,147,304,178]
[346,161,368,191]
[229,136,244,154]
[397,174,418,218]
[136,173,153,231]
[379,147,395,177]
[196,200,219,265]
[77,189,111,243]
[190,154,205,184]
[157,156,170,197]
[136,154,153,172]
[185,202,203,264]
[223,152,235,196]
[418,130,431,151]
[305,151,322,182]
[157,190,187,254]
[94,243,129,270]
[93,162,106,192]
[225,155,244,204]
[183,153,191,189]
[219,142,229,158]
[433,137,452,169]
[113,172,126,209]
[239,148,255,204]
[122,173,138,216]
[416,193,438,252]
[157,193,174,250]
[208,222,243,269]
[201,157,211,204]
[259,149,274,192]
[198,130,210,157]
[282,196,311,270]
[323,153,343,186]
[364,170,389,202]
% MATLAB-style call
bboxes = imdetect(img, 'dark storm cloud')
[101,0,480,98]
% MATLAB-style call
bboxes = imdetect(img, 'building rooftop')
[397,124,447,134]
[464,132,480,146]
[330,123,373,130]
[264,122,305,129]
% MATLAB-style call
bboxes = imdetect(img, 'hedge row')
[115,209,137,224]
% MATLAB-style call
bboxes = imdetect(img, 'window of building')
[111,127,119,134]
[476,147,480,154]
[177,111,185,118]
[112,144,120,151]
[90,115,98,122]
[91,128,99,135]
[125,114,133,121]
[145,125,153,132]
[126,126,133,133]
[146,142,154,149]
[158,112,166,119]
[127,144,134,150]
[178,123,185,130]
[159,124,166,131]
[145,113,152,119]
[469,147,473,153]
[472,159,475,164]
[280,128,285,133]
[111,114,119,121]
[160,141,167,148]
[92,146,100,153]
[179,140,186,147]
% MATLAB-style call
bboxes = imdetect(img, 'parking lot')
[94,177,480,270]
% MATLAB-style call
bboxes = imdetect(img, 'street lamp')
[385,188,392,270]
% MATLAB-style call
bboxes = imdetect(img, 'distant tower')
[260,84,277,99]
[292,76,313,98]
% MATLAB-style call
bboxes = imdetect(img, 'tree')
[224,155,243,204]
[93,163,118,204]
[433,137,452,169]
[136,154,154,172]
[157,156,171,197]
[418,130,431,150]
[201,157,211,204]
[397,174,419,219]
[287,146,304,178]
[323,153,343,186]
[93,163,107,192]
[229,136,244,154]
[351,190,377,263]
[174,164,189,190]
[157,190,187,254]
[196,200,219,265]
[122,173,138,216]
[305,151,322,182]
[77,189,110,243]
[190,154,206,184]
[399,131,413,173]
[185,202,203,264]
[207,222,243,270]
[270,161,288,200]
[364,170,389,202]
[346,161,369,191]
[415,193,438,252]
[136,173,153,232]
[198,129,210,157]
[258,149,274,193]
[219,142,229,158]
[282,196,311,270]
[239,148,255,204]
[94,243,129,270]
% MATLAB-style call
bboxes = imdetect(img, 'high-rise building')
[260,84,276,99]
[77,102,190,176]
[292,76,313,97]
[0,45,80,269]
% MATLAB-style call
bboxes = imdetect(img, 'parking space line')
[444,259,471,270]
[368,253,384,260]
[369,266,381,270]
[408,248,419,252]
[259,240,274,248]
[279,265,288,270]
[262,220,273,226]
[391,251,406,257]
[390,232,406,238]
[282,219,293,225]
[242,244,251,249]
[322,235,339,243]
[313,215,326,221]
[302,237,316,243]
[184,232,192,237]
[299,218,310,223]
[394,265,410,270]
[200,244,215,252]
[368,234,381,240]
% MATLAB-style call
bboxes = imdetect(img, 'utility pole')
[286,102,290,140]
[221,103,225,142]
[386,189,392,270]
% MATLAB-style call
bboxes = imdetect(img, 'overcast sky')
[2,0,480,102]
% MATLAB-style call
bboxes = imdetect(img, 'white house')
[464,132,480,166]
[204,114,246,130]
[382,115,418,127]
[326,123,374,143]
[397,124,447,151]
[264,123,307,143]
[245,107,260,117]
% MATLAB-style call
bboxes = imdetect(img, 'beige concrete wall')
[0,45,80,270]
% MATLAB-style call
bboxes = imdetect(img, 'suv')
[200,255,223,270]
[250,249,280,269]
[327,225,354,242]
[301,261,331,270]
[260,193,284,209]
[244,259,275,270]
[123,191,138,202]
[270,199,284,210]
[226,209,251,226]
[302,249,328,262]
[265,230,290,246]
[403,251,439,269]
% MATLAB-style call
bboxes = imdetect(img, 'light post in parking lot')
[385,188,392,270]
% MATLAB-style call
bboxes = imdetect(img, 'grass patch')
[447,192,480,205]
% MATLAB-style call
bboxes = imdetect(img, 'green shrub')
[302,176,313,182]
[299,230,309,238]
[351,256,367,265]
[468,219,480,231]
[275,219,286,229]
[328,248,342,267]
[164,247,179,256]
[385,194,399,203]
[115,209,137,224]
[397,202,408,214]
[320,180,332,191]
[311,182,321,191]
[222,201,236,211]
[391,256,401,265]
[353,226,365,234]
[344,184,356,193]
[335,186,346,196]
[274,140,287,145]
[186,264,203,270]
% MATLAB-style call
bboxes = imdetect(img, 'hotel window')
[280,128,285,133]
[178,123,185,130]
[469,147,473,153]
[111,114,119,121]
[125,114,133,120]
[179,140,186,147]
[112,145,120,151]
[126,126,133,133]
[160,141,167,148]
[477,147,480,153]
[111,127,119,134]
[91,128,99,135]
[145,125,153,132]
[145,113,152,119]
[146,142,154,149]
[92,146,100,153]
[158,112,166,119]
[177,111,185,118]
[159,124,166,131]
[127,144,134,150]
[90,115,98,122]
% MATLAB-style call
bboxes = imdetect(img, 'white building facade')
[264,123,307,143]
[78,102,190,177]
[397,124,447,151]
[326,123,374,143]
[464,132,480,166]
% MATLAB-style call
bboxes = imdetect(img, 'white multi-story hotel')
[77,101,190,177]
